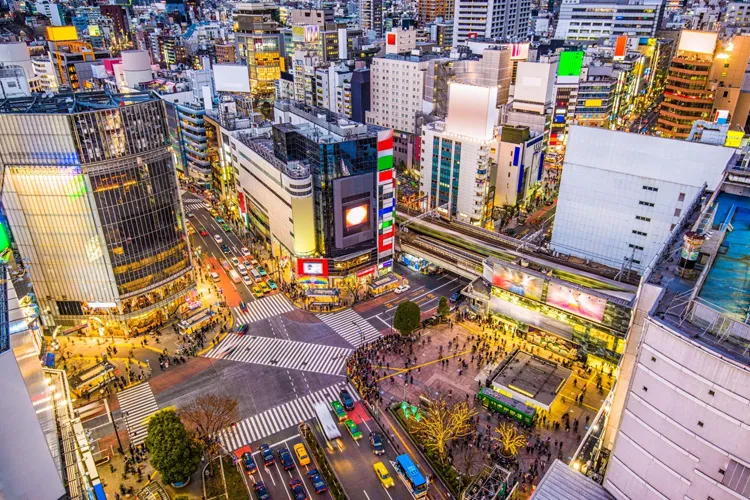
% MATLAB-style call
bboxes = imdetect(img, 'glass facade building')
[0,92,192,331]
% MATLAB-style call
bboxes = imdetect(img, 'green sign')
[0,223,9,253]
[558,51,584,77]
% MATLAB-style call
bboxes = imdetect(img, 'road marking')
[363,490,372,500]
[116,382,159,446]
[316,309,381,347]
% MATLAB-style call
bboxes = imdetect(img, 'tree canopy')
[394,301,421,336]
[146,409,202,485]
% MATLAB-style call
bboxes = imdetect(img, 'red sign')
[378,169,393,183]
[387,33,396,45]
[296,258,328,276]
[356,266,376,278]
[467,32,478,39]
[237,192,246,215]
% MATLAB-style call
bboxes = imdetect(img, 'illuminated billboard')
[546,283,606,323]
[46,26,78,42]
[296,258,328,276]
[344,203,370,236]
[88,25,102,37]
[491,264,543,302]
[558,51,584,77]
[292,25,320,43]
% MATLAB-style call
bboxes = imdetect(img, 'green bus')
[478,387,536,427]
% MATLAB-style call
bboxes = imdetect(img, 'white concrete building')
[555,0,664,41]
[0,42,33,80]
[420,82,500,224]
[550,126,733,274]
[602,167,750,500]
[506,60,557,134]
[453,0,532,44]
[493,125,544,207]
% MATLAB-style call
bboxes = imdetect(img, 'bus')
[313,402,342,451]
[477,386,536,427]
[394,454,428,498]
[228,269,242,284]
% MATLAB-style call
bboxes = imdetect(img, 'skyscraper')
[360,0,383,38]
[0,91,193,331]
[453,0,531,44]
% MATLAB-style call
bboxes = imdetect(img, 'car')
[209,209,218,216]
[289,479,308,500]
[214,234,223,244]
[450,291,462,303]
[241,452,257,475]
[307,469,328,494]
[221,259,231,271]
[237,263,247,275]
[369,432,385,455]
[294,443,310,466]
[373,462,394,488]
[199,230,209,237]
[251,286,264,298]
[241,247,251,256]
[222,223,231,232]
[215,217,224,224]
[250,259,259,267]
[339,389,354,411]
[394,284,410,294]
[330,400,347,421]
[231,257,240,266]
[258,281,270,294]
[210,272,220,282]
[257,266,267,277]
[221,244,231,254]
[278,447,295,470]
[260,444,275,466]
[253,481,270,500]
[344,419,362,440]
[188,212,195,218]
[267,279,277,290]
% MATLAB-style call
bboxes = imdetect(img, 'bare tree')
[411,398,477,463]
[179,394,239,455]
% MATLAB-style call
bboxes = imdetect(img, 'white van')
[228,270,242,284]
[237,263,247,275]
[250,269,261,281]
[210,272,220,282]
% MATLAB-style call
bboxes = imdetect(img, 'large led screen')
[344,203,370,235]
[492,265,543,302]
[546,282,606,323]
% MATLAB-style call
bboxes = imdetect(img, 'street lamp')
[352,321,364,347]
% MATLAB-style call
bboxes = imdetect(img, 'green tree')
[437,296,450,322]
[146,409,202,485]
[393,301,421,336]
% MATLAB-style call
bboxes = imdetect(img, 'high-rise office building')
[554,0,664,41]
[453,0,531,44]
[418,0,455,24]
[360,0,384,37]
[657,30,717,139]
[0,92,193,331]
[234,1,283,99]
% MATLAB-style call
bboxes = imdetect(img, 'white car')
[237,263,247,275]
[231,257,240,266]
[242,274,253,285]
[394,284,410,294]
[241,247,251,256]
[214,234,223,244]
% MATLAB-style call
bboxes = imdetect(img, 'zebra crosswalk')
[183,200,210,212]
[116,383,159,446]
[233,294,295,324]
[217,382,359,452]
[317,308,381,348]
[203,334,352,375]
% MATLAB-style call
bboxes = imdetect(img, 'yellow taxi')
[293,443,311,466]
[251,286,264,298]
[258,281,271,294]
[373,462,394,488]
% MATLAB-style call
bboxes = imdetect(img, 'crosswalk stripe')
[316,308,382,347]
[217,382,361,452]
[116,383,159,446]
[233,295,295,324]
[203,334,352,376]
[183,200,210,212]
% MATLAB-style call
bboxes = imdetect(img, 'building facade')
[554,0,664,41]
[360,0,384,37]
[0,92,193,331]
[453,0,531,44]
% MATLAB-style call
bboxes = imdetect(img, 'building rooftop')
[274,99,383,141]
[0,90,156,114]
[646,156,750,368]
[234,131,310,180]
[531,460,614,500]
[489,350,571,409]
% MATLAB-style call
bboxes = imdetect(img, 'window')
[698,421,704,427]
[629,244,644,250]
[642,185,658,191]
[639,201,655,207]
[674,208,682,217]
[723,91,729,98]
[632,230,647,236]
[635,215,651,222]
[678,192,685,201]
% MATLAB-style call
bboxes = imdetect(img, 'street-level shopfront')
[293,253,393,296]
[462,259,633,375]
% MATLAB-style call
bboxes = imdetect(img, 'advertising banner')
[491,264,544,302]
[546,282,606,323]
[296,258,328,276]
